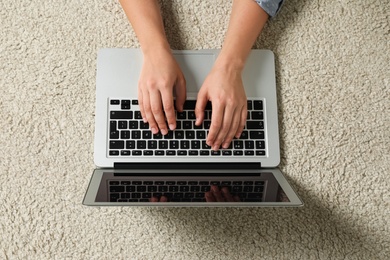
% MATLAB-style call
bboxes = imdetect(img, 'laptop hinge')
[114,162,261,170]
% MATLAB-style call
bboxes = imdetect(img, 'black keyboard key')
[111,100,120,105]
[191,140,200,149]
[121,150,131,156]
[180,140,190,149]
[166,150,176,156]
[185,131,195,139]
[126,186,136,192]
[126,140,135,149]
[245,151,255,156]
[109,181,120,185]
[233,140,243,149]
[245,141,254,149]
[155,150,164,156]
[169,140,179,149]
[247,121,264,129]
[137,186,147,192]
[178,150,187,156]
[110,121,117,132]
[140,121,149,129]
[251,111,264,119]
[256,141,265,149]
[135,111,142,119]
[254,186,264,192]
[247,100,253,110]
[175,131,185,139]
[233,150,243,155]
[183,100,196,110]
[132,100,138,105]
[240,131,249,139]
[159,140,168,149]
[254,100,263,110]
[129,121,138,129]
[200,150,210,156]
[202,141,211,149]
[110,141,124,149]
[188,111,196,119]
[189,150,199,156]
[110,186,125,192]
[132,130,141,139]
[204,121,211,129]
[222,150,232,156]
[109,150,119,156]
[121,131,130,139]
[110,193,120,202]
[177,111,186,119]
[110,111,133,119]
[164,131,174,139]
[211,150,221,156]
[137,140,147,149]
[118,121,127,129]
[132,150,142,155]
[180,186,190,192]
[110,131,119,139]
[144,150,153,156]
[143,130,152,139]
[132,181,142,185]
[153,133,163,139]
[196,131,206,139]
[250,131,265,139]
[121,100,131,110]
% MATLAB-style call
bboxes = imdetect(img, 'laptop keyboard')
[108,179,265,202]
[108,99,266,157]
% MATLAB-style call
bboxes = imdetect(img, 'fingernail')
[161,128,168,135]
[143,118,148,123]
[235,132,242,138]
[222,143,229,149]
[169,124,175,130]
[151,127,158,134]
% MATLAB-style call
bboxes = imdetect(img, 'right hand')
[138,49,186,135]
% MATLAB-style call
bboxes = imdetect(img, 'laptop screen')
[90,170,291,204]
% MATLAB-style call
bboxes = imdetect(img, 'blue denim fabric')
[254,0,284,17]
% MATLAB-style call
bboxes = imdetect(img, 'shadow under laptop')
[137,178,382,259]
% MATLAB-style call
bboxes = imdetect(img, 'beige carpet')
[1,0,389,259]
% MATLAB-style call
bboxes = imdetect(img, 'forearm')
[216,0,269,71]
[119,0,170,55]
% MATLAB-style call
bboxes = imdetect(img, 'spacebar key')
[110,111,133,119]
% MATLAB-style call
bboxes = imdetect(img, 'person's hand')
[195,66,247,150]
[205,185,241,202]
[138,49,186,135]
[150,196,168,202]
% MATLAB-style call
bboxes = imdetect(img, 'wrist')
[214,52,246,73]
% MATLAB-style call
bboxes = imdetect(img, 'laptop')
[83,48,303,207]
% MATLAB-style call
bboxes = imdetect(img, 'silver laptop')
[83,48,303,207]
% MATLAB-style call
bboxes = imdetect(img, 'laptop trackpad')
[173,52,215,94]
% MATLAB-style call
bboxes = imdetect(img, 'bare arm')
[119,0,186,135]
[195,0,269,150]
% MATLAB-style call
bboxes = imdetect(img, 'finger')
[150,197,159,202]
[212,105,236,150]
[159,196,168,202]
[195,89,208,126]
[211,185,224,202]
[138,87,147,122]
[150,91,168,135]
[235,105,247,138]
[174,75,186,112]
[161,89,176,131]
[221,187,234,202]
[142,90,159,134]
[207,102,225,150]
[222,107,241,149]
[205,191,216,202]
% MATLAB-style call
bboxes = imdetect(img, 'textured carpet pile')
[1,0,389,259]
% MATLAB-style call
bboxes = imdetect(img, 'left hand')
[195,66,247,150]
